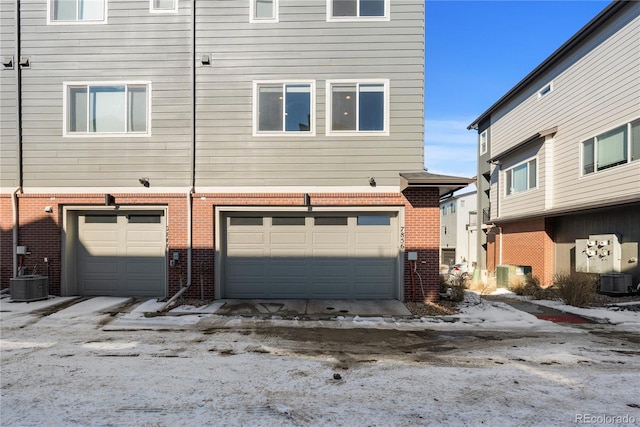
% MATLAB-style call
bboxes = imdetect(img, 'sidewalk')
[485,294,593,324]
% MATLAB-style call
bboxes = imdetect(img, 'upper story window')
[480,130,488,155]
[253,81,315,136]
[326,80,389,136]
[505,158,537,196]
[150,0,178,13]
[582,119,640,175]
[250,0,279,23]
[49,0,106,24]
[537,82,553,98]
[327,0,389,21]
[64,82,151,137]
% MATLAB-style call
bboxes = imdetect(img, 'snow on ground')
[1,292,639,426]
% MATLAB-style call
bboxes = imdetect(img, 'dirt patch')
[404,301,459,317]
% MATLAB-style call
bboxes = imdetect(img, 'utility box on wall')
[575,234,621,274]
[496,265,532,288]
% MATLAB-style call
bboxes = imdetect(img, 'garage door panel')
[82,259,119,273]
[77,211,166,297]
[125,259,165,274]
[355,262,395,277]
[312,249,349,257]
[125,279,164,296]
[271,232,307,245]
[81,278,119,294]
[270,249,306,257]
[355,233,393,245]
[312,232,349,245]
[126,247,165,257]
[126,230,165,242]
[228,232,264,245]
[81,246,119,257]
[81,230,118,243]
[355,248,396,258]
[311,263,350,278]
[224,212,398,299]
[354,284,392,298]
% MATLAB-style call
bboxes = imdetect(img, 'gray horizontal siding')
[0,1,18,190]
[195,0,424,188]
[489,3,640,218]
[14,0,424,190]
[18,0,193,189]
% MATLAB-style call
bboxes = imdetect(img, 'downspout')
[12,188,20,278]
[159,1,196,312]
[496,225,503,266]
[12,1,23,278]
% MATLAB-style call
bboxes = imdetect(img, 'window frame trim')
[537,81,553,99]
[149,0,179,14]
[325,78,390,137]
[580,118,639,177]
[503,157,538,197]
[252,80,316,137]
[250,0,280,23]
[326,0,390,22]
[47,0,108,25]
[479,129,488,155]
[62,81,152,138]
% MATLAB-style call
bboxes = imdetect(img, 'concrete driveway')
[212,299,412,318]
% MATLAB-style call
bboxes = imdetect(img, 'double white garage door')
[223,212,399,299]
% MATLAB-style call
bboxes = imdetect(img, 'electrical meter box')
[575,234,621,273]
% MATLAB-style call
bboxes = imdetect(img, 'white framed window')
[505,158,537,196]
[326,79,389,136]
[150,0,178,14]
[327,0,389,21]
[48,0,107,24]
[63,82,151,137]
[480,130,488,155]
[537,82,553,98]
[582,119,640,175]
[250,0,279,23]
[253,81,315,136]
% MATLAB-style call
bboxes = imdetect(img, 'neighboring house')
[0,0,472,303]
[469,1,640,287]
[440,189,477,269]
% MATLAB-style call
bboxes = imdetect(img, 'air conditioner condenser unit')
[599,273,632,294]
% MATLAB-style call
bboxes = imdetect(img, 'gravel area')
[404,300,459,317]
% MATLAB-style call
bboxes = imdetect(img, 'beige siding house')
[469,0,640,288]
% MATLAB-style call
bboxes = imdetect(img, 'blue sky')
[424,0,612,178]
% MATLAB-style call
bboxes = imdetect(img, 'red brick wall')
[401,188,440,302]
[487,218,554,285]
[1,195,15,288]
[2,189,442,302]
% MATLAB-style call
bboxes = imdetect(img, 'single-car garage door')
[77,211,166,297]
[223,212,398,299]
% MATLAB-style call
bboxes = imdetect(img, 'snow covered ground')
[1,291,639,426]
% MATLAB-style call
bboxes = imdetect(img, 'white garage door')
[77,211,166,297]
[223,212,398,299]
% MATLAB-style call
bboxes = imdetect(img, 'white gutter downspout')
[497,226,503,266]
[12,187,20,278]
[12,2,23,279]
[158,2,196,313]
